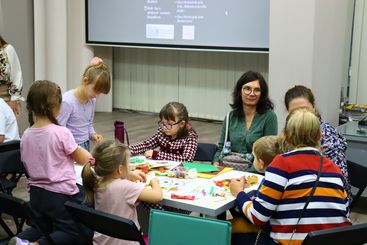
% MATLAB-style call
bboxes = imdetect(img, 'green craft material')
[182,162,219,173]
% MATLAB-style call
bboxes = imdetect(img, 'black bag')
[220,112,252,171]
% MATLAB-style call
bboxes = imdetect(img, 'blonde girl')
[129,101,198,162]
[82,140,162,245]
[11,80,91,245]
[230,108,351,245]
[58,57,111,151]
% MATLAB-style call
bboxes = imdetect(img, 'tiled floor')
[1,109,367,240]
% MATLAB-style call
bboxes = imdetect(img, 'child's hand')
[150,178,160,188]
[128,170,147,182]
[213,162,220,167]
[229,177,246,197]
[91,133,103,143]
[144,150,153,158]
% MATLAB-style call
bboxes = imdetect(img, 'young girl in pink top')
[10,80,92,245]
[82,140,162,245]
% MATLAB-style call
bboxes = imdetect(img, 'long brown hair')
[82,140,130,206]
[26,80,62,126]
[231,70,274,117]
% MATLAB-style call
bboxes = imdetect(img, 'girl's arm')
[72,146,91,165]
[129,130,160,155]
[88,100,97,141]
[138,178,163,203]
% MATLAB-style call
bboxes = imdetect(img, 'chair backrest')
[148,209,232,245]
[64,201,146,245]
[0,140,25,173]
[347,160,367,210]
[0,193,53,243]
[302,223,367,245]
[194,143,217,162]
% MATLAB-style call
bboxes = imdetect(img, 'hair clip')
[90,57,103,65]
[89,157,96,166]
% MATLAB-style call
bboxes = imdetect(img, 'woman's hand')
[229,177,246,197]
[144,150,153,158]
[128,170,147,182]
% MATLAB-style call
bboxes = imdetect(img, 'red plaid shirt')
[129,128,198,162]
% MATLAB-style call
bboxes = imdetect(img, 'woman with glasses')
[129,101,198,162]
[213,70,278,173]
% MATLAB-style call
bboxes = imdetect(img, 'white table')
[75,159,263,217]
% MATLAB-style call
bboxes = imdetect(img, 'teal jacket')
[213,110,278,163]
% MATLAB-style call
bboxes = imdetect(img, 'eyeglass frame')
[157,120,182,130]
[242,85,262,95]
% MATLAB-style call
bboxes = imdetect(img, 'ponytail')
[82,162,99,206]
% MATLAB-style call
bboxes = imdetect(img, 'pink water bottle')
[114,121,125,144]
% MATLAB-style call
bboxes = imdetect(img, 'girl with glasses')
[129,101,198,162]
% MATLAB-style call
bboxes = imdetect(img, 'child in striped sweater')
[230,108,351,245]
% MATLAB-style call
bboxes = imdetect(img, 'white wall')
[350,0,367,104]
[30,0,354,125]
[0,0,34,133]
[114,48,269,120]
[269,0,354,128]
[34,0,112,112]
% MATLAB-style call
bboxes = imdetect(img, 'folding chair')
[194,143,217,163]
[347,160,367,210]
[148,209,232,245]
[0,140,26,194]
[64,201,146,245]
[0,193,53,243]
[302,223,367,245]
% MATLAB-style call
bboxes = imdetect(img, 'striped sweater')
[236,147,351,245]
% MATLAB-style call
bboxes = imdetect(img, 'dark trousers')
[17,186,91,245]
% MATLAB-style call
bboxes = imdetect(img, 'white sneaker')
[8,237,31,245]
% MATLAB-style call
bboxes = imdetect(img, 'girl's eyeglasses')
[158,120,182,130]
[242,86,262,95]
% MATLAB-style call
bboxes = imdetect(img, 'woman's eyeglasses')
[242,86,262,95]
[157,120,182,129]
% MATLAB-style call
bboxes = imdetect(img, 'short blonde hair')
[253,136,281,166]
[284,107,320,149]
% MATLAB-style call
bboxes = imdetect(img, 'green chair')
[148,209,231,245]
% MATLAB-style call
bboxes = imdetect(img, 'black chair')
[347,160,367,210]
[194,143,217,163]
[0,193,53,243]
[0,140,26,194]
[64,201,146,245]
[302,223,367,245]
